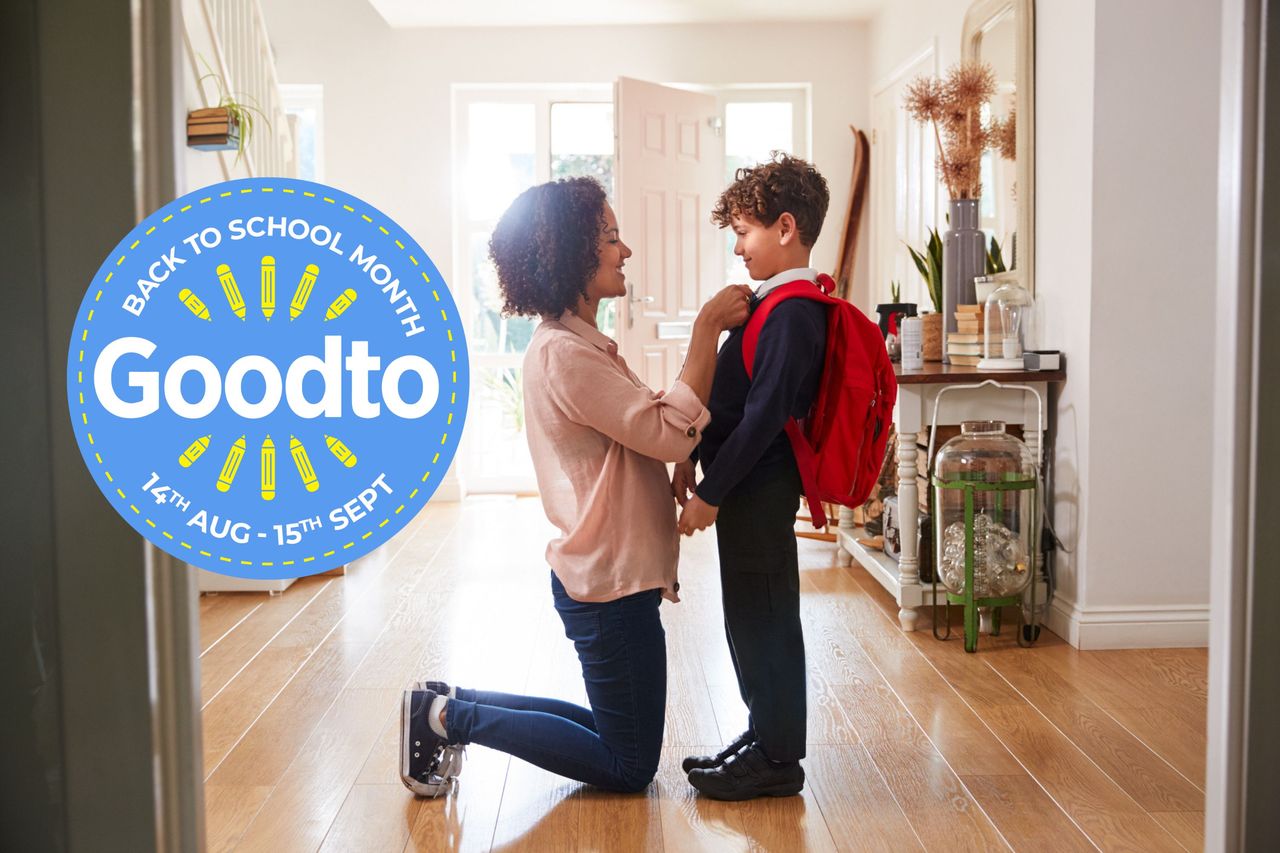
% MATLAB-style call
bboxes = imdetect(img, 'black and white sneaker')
[399,688,464,798]
[412,680,453,695]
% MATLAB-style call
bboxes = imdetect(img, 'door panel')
[615,77,722,391]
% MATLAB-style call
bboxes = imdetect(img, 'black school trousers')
[713,457,806,763]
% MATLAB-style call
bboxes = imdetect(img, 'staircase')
[182,0,295,181]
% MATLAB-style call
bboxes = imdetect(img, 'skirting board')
[1047,598,1210,649]
[434,474,462,502]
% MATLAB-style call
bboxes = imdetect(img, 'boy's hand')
[678,494,719,536]
[671,460,697,507]
[697,285,754,331]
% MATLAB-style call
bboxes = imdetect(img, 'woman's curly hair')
[489,177,608,318]
[710,152,830,247]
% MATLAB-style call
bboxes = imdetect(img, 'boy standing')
[674,154,830,800]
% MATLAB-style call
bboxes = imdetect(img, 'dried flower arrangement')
[994,108,1016,161]
[903,61,1008,200]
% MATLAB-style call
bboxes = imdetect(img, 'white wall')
[1083,0,1217,637]
[868,0,967,84]
[869,0,1217,648]
[1034,0,1094,628]
[258,0,871,500]
[259,0,871,299]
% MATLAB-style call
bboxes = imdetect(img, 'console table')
[835,362,1067,631]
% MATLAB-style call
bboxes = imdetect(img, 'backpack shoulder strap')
[738,273,838,529]
[741,274,837,379]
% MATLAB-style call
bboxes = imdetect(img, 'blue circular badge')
[67,178,469,579]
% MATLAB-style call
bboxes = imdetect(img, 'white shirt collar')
[754,267,820,300]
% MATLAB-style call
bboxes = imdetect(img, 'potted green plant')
[974,235,1009,304]
[906,227,944,361]
[187,59,269,165]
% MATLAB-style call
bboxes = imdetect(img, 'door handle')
[627,284,654,328]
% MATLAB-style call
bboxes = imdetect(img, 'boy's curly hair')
[711,152,830,247]
[489,177,608,318]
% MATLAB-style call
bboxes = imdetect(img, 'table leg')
[1023,389,1046,610]
[837,505,855,567]
[896,429,920,631]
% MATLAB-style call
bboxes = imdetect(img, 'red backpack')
[741,273,898,529]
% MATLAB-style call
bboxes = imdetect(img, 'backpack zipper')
[846,391,880,498]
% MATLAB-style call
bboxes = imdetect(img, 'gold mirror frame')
[963,0,1035,296]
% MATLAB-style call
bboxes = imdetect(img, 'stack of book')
[947,304,986,365]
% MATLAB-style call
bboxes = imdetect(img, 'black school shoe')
[681,729,755,773]
[687,743,804,801]
[399,688,464,798]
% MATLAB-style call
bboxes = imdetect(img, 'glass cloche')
[933,421,1038,600]
[978,279,1035,369]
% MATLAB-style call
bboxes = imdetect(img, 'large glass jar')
[933,421,1037,598]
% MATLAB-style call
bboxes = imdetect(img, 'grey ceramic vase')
[941,198,986,364]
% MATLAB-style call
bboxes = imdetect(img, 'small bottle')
[901,315,923,369]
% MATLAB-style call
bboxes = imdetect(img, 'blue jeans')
[444,571,667,793]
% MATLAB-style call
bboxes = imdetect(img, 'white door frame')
[451,85,610,495]
[1207,0,1266,848]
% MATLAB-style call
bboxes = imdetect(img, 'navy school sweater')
[693,297,828,507]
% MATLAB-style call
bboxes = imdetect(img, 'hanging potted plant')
[906,227,944,361]
[904,61,1005,363]
[187,59,269,165]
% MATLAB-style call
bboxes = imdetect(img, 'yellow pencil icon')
[216,263,247,320]
[179,434,211,467]
[324,435,358,468]
[178,288,212,321]
[324,288,358,321]
[261,435,276,501]
[261,256,276,320]
[290,264,319,320]
[217,435,246,492]
[290,436,320,492]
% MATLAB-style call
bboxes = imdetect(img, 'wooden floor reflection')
[200,497,1206,852]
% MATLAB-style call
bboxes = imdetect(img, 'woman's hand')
[696,285,754,332]
[671,459,697,507]
[677,494,719,536]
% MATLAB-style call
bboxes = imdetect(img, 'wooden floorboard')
[234,687,399,853]
[982,648,1204,812]
[200,593,264,655]
[1148,810,1205,853]
[957,774,1096,852]
[202,498,1206,851]
[805,744,918,852]
[200,576,329,705]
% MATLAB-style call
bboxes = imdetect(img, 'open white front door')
[614,77,723,391]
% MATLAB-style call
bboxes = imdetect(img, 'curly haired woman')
[400,177,751,797]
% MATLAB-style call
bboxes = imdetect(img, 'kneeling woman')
[401,177,750,795]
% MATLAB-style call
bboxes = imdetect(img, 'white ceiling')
[365,0,886,28]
